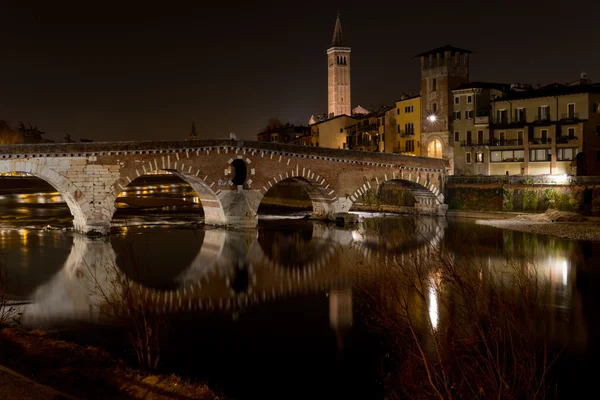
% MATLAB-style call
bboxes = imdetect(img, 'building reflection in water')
[329,288,353,351]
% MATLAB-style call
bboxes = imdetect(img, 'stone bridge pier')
[0,139,449,234]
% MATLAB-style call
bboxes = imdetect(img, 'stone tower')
[327,14,351,117]
[418,45,471,167]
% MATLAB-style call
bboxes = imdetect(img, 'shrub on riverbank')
[354,241,563,399]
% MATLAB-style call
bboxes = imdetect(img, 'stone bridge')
[0,139,449,234]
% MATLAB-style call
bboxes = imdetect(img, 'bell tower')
[327,14,351,117]
[418,45,471,166]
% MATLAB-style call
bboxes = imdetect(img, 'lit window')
[476,152,484,163]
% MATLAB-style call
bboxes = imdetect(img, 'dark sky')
[1,0,599,142]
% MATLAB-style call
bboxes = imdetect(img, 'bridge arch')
[109,158,226,226]
[0,161,93,233]
[257,164,342,220]
[348,169,446,215]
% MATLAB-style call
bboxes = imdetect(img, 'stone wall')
[447,176,600,214]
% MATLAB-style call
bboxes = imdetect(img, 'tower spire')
[331,13,344,47]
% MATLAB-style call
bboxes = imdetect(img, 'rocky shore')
[476,209,600,241]
[0,328,219,400]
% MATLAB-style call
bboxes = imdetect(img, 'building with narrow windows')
[488,80,600,176]
[385,94,422,156]
[327,14,351,117]
[451,82,510,175]
[418,45,472,169]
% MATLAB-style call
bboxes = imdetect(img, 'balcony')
[489,139,524,147]
[533,115,552,124]
[560,112,580,120]
[557,135,579,144]
[400,130,415,138]
[357,123,377,133]
[529,137,552,145]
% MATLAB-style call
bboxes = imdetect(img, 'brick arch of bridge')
[347,169,445,208]
[248,155,342,219]
[0,160,91,233]
[257,176,339,218]
[108,159,225,225]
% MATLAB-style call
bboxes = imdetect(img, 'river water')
[1,176,599,399]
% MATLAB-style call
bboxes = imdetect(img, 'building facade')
[418,45,471,168]
[327,15,351,117]
[451,83,510,175]
[256,125,310,145]
[487,81,600,176]
[344,112,387,152]
[310,115,359,149]
[384,94,422,156]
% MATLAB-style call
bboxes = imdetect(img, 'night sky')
[1,0,599,142]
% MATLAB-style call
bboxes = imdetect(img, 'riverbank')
[476,217,600,241]
[0,327,219,400]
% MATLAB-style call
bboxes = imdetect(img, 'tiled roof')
[453,82,510,91]
[494,83,600,101]
[415,45,473,57]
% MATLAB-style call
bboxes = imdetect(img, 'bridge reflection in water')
[17,218,444,329]
[2,216,587,353]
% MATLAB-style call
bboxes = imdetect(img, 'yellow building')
[309,115,359,149]
[384,95,422,156]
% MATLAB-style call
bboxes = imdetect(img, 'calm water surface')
[1,177,599,399]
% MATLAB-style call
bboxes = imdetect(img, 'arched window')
[427,139,443,158]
